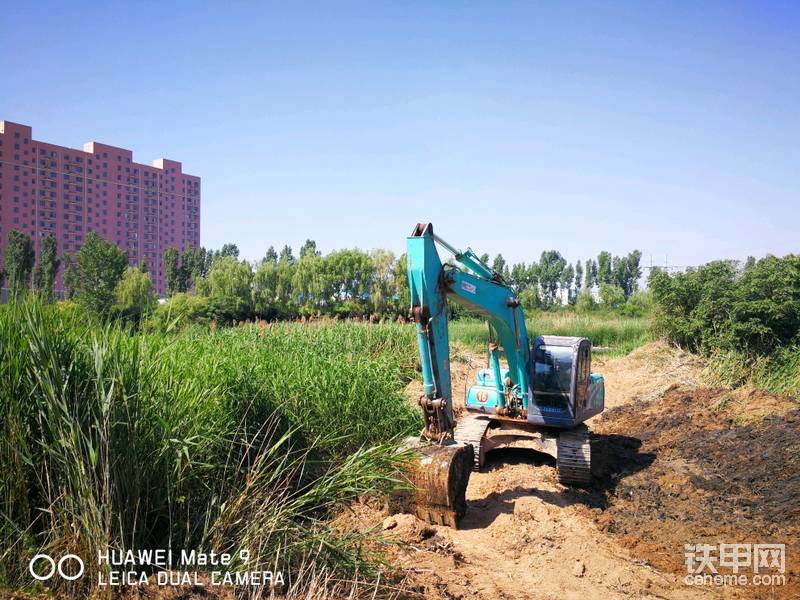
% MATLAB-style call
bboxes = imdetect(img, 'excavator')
[403,223,605,527]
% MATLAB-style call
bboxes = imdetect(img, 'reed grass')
[0,301,421,598]
[448,312,651,355]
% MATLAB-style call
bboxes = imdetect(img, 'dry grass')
[592,340,705,410]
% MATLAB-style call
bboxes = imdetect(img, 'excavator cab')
[465,336,604,427]
[528,336,605,426]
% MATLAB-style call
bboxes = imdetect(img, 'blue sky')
[2,1,798,270]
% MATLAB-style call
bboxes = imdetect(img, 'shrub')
[598,283,626,310]
[575,289,596,313]
[649,255,800,397]
[621,291,652,317]
[145,292,212,332]
[649,256,800,355]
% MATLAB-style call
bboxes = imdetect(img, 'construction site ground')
[351,341,800,600]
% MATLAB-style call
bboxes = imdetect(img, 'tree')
[253,259,281,318]
[599,283,626,309]
[392,253,409,314]
[180,247,196,291]
[325,249,374,311]
[114,267,155,326]
[193,246,208,279]
[300,239,320,259]
[219,243,240,259]
[649,261,738,352]
[4,230,35,297]
[519,287,541,312]
[597,251,612,285]
[66,232,128,319]
[624,250,643,297]
[574,260,583,294]
[292,249,324,313]
[527,262,540,295]
[538,250,566,307]
[279,245,295,264]
[492,254,506,276]
[479,253,490,266]
[576,288,597,312]
[730,255,800,354]
[560,263,575,303]
[510,263,529,292]
[263,246,278,264]
[369,249,396,317]
[585,258,597,289]
[275,248,297,314]
[34,235,59,301]
[163,247,181,297]
[205,257,253,323]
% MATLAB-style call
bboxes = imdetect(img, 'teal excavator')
[403,223,605,527]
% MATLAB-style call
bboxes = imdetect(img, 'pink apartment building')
[0,120,200,296]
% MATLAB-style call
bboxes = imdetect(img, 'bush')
[598,283,626,310]
[649,255,800,397]
[575,289,596,313]
[145,293,212,332]
[621,291,652,317]
[649,256,800,355]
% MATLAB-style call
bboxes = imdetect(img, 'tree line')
[1,228,645,327]
[649,255,800,356]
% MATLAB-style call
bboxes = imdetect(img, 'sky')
[1,1,798,271]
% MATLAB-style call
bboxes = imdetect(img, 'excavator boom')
[404,222,532,526]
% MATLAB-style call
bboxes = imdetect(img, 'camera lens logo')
[29,554,84,581]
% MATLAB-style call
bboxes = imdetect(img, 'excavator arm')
[408,222,531,442]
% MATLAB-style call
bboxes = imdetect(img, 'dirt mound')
[593,341,704,410]
[590,385,800,598]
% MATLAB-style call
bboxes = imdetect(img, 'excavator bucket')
[397,442,473,528]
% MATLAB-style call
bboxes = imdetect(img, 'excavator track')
[453,413,492,471]
[556,424,592,485]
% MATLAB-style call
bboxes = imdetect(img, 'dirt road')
[381,342,798,600]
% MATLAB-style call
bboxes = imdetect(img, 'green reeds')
[0,301,421,597]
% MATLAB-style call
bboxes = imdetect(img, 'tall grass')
[449,312,651,356]
[703,345,800,399]
[0,302,421,597]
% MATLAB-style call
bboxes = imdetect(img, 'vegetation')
[0,301,420,596]
[113,264,155,327]
[33,235,59,301]
[649,255,800,397]
[2,229,647,330]
[449,312,651,356]
[63,232,129,318]
[3,229,35,298]
[161,241,645,326]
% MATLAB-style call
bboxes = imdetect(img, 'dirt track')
[378,342,798,600]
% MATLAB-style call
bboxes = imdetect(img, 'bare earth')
[371,342,798,600]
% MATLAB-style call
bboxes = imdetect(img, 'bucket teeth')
[392,442,473,528]
[411,506,459,529]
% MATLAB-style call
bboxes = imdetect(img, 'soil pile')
[590,385,799,599]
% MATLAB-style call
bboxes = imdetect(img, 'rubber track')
[453,414,492,471]
[557,424,591,485]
